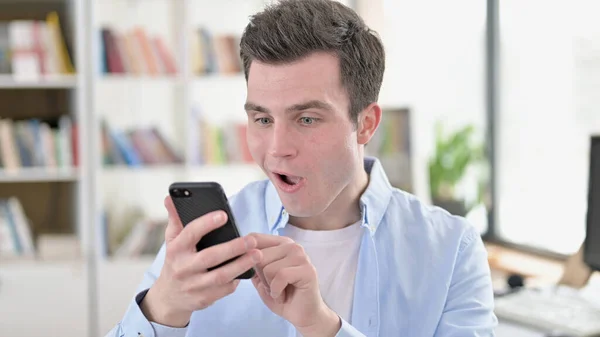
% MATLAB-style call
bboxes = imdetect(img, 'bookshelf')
[0,0,91,336]
[92,0,264,261]
[91,0,265,335]
[0,1,369,336]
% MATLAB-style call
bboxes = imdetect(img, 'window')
[382,0,490,234]
[495,0,600,255]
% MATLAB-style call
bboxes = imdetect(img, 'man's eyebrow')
[286,100,334,113]
[244,100,334,114]
[244,102,269,113]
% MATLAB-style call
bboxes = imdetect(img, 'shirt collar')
[264,156,394,235]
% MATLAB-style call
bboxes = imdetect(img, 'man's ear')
[357,102,382,145]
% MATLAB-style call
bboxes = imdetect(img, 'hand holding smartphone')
[169,181,256,279]
[139,182,262,328]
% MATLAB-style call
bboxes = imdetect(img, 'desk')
[486,244,565,337]
[485,243,565,287]
[496,320,546,337]
[486,244,600,337]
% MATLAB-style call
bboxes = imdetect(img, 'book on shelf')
[190,27,243,76]
[0,12,74,80]
[0,116,78,173]
[0,195,80,261]
[189,111,253,166]
[99,26,178,76]
[0,197,35,259]
[101,120,183,167]
[98,206,165,258]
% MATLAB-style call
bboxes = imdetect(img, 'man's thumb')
[164,195,183,242]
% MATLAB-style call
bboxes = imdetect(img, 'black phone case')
[169,181,255,279]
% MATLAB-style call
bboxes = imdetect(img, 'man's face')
[244,52,362,218]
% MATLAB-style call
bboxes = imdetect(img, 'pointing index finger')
[248,233,293,249]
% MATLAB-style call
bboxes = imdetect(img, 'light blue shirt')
[108,157,497,337]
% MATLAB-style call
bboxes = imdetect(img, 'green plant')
[428,122,484,208]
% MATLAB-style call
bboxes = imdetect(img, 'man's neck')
[289,167,370,231]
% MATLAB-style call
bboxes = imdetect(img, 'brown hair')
[239,0,385,123]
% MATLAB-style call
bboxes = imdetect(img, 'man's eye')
[299,117,317,125]
[255,117,271,125]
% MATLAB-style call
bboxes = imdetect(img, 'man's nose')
[268,123,297,158]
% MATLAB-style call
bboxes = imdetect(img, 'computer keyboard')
[494,287,600,336]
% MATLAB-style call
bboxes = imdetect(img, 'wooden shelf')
[101,163,259,172]
[0,257,83,266]
[190,162,259,167]
[0,168,79,183]
[0,75,77,89]
[95,74,245,85]
[0,0,65,3]
[193,73,245,84]
[97,75,185,85]
[486,243,565,287]
[101,164,186,173]
[194,73,244,79]
[100,256,156,265]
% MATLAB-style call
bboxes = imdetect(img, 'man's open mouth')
[276,173,302,186]
[271,170,306,193]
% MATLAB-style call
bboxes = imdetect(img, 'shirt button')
[282,209,287,215]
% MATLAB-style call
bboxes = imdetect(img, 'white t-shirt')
[280,221,363,336]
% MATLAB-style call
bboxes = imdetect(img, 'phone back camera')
[170,188,191,198]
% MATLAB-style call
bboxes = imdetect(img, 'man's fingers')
[164,195,183,243]
[203,249,263,286]
[251,272,273,301]
[203,280,241,303]
[254,267,271,293]
[269,265,307,299]
[171,210,228,252]
[262,249,305,284]
[256,243,289,269]
[191,236,257,272]
[186,279,241,310]
[248,233,294,249]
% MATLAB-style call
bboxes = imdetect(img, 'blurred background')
[0,0,598,336]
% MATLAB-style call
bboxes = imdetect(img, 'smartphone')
[168,181,255,279]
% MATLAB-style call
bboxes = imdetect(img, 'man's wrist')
[298,307,341,337]
[140,287,191,328]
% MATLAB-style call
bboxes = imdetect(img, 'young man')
[107,0,497,336]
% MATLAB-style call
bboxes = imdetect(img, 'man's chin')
[274,187,320,216]
[280,200,314,218]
